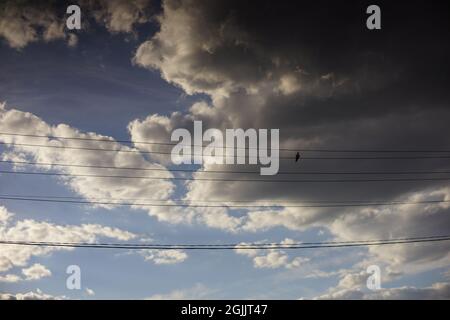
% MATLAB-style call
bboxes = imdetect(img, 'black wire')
[0,236,449,250]
[2,160,450,175]
[2,234,448,247]
[0,193,430,204]
[2,132,450,153]
[2,141,450,159]
[0,195,448,208]
[2,170,450,182]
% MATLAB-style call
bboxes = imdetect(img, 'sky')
[0,0,450,300]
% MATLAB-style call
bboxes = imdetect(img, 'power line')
[2,170,450,182]
[0,195,448,208]
[2,234,447,247]
[2,132,450,153]
[2,160,450,175]
[2,141,450,160]
[0,193,432,204]
[0,235,449,250]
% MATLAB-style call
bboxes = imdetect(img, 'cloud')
[312,267,450,299]
[252,251,288,269]
[130,0,450,285]
[0,274,21,283]
[277,73,302,95]
[327,188,450,276]
[84,0,153,34]
[0,103,244,230]
[0,1,68,49]
[315,279,450,300]
[85,288,95,296]
[0,206,12,224]
[0,0,154,49]
[22,264,52,281]
[140,249,188,265]
[0,288,66,300]
[133,0,286,97]
[0,104,176,220]
[235,239,309,269]
[0,206,136,272]
[146,283,213,300]
[131,0,450,210]
[0,263,51,282]
[67,33,79,47]
[133,0,407,101]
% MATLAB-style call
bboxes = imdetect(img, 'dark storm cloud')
[131,0,450,200]
[129,0,450,276]
[135,0,450,98]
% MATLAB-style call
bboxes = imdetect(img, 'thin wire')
[2,132,450,153]
[0,193,427,204]
[2,160,450,175]
[0,195,448,208]
[2,142,450,160]
[2,170,450,182]
[0,236,449,250]
[2,234,448,247]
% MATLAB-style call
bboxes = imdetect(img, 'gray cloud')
[0,288,66,300]
[130,0,450,283]
[0,1,66,49]
[82,0,152,33]
[131,0,450,214]
[0,0,153,49]
[315,270,450,300]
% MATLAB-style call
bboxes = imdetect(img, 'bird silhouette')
[295,152,300,162]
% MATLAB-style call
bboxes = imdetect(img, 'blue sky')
[0,26,185,135]
[1,0,450,300]
[0,2,331,299]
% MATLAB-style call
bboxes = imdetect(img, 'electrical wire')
[2,160,450,175]
[0,235,449,250]
[2,170,450,182]
[2,141,450,160]
[0,195,448,208]
[2,132,450,153]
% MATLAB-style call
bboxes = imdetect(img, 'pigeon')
[295,152,300,162]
